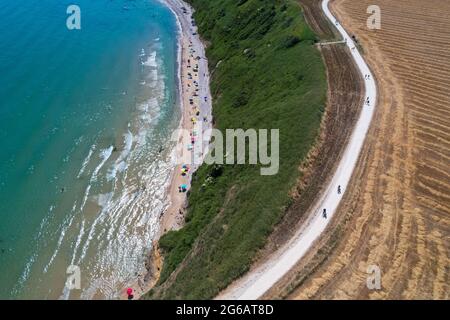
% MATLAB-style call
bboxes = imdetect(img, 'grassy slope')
[147,0,327,299]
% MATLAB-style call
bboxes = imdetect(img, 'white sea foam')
[43,202,78,274]
[44,218,73,273]
[77,145,95,178]
[148,69,158,83]
[142,51,157,67]
[77,154,173,298]
[79,185,91,215]
[136,98,161,147]
[107,132,133,181]
[71,219,85,266]
[91,146,114,182]
[96,192,114,209]
[14,252,37,294]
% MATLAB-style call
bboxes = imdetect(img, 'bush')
[231,90,250,108]
[280,35,301,48]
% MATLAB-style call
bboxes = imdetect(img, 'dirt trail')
[257,43,363,265]
[268,0,449,299]
[217,0,366,299]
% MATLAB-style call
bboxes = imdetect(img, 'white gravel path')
[218,0,377,300]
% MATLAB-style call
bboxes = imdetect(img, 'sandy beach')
[158,0,212,236]
[121,0,212,299]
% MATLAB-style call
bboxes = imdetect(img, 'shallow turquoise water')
[0,0,180,299]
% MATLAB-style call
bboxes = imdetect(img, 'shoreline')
[123,0,212,299]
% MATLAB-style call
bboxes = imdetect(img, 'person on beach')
[127,288,134,300]
[322,209,327,219]
[338,185,342,194]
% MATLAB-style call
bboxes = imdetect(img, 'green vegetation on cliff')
[147,0,326,299]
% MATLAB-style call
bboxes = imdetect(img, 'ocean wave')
[142,51,157,68]
[43,202,78,274]
[91,146,114,182]
[77,145,96,179]
[107,131,134,182]
[12,252,37,295]
[71,219,86,266]
[147,69,158,83]
[96,192,114,209]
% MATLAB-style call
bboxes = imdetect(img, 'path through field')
[218,0,376,300]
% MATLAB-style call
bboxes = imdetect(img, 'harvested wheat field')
[266,0,450,299]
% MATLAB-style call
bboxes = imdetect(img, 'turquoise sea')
[0,0,180,299]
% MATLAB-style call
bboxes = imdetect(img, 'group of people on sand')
[178,35,208,194]
[178,164,190,193]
